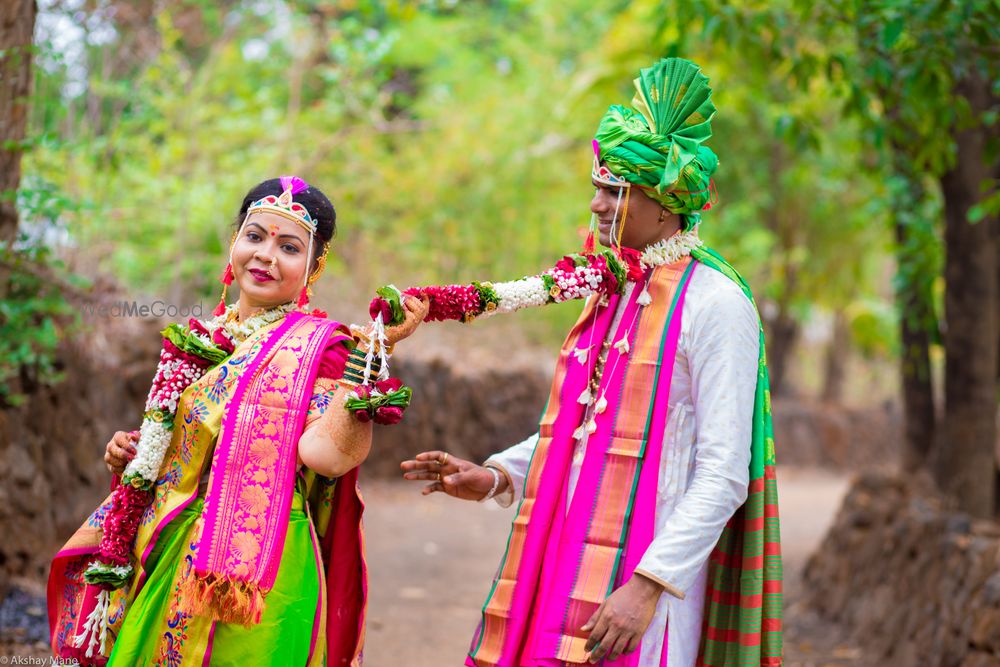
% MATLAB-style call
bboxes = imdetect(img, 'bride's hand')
[104,430,138,476]
[384,295,429,345]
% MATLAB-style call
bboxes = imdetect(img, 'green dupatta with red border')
[692,246,782,667]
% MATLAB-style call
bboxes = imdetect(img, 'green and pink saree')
[48,312,367,666]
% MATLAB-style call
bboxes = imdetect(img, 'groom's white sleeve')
[483,432,539,508]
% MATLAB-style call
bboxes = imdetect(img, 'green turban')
[594,57,718,229]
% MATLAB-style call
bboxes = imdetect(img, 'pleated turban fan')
[594,57,719,230]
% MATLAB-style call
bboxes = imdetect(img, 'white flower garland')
[481,235,701,321]
[491,276,550,314]
[487,261,615,316]
[640,230,703,269]
[566,233,703,439]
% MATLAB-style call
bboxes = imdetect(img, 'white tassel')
[74,588,111,659]
[577,388,592,405]
[595,395,608,414]
[614,335,631,355]
[585,419,597,434]
[362,313,382,386]
[573,346,590,364]
[573,425,587,440]
[637,286,652,306]
[364,312,393,383]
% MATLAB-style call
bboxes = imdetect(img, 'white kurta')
[485,264,760,667]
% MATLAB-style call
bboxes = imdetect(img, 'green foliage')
[591,0,892,342]
[0,238,76,406]
[25,0,990,358]
[0,173,90,405]
[25,0,618,340]
[848,299,898,359]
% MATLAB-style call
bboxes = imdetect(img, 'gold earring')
[308,246,329,286]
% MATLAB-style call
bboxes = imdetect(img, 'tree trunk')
[764,141,798,397]
[896,250,938,471]
[0,0,36,243]
[891,162,938,471]
[821,310,849,403]
[937,75,999,518]
[765,306,798,397]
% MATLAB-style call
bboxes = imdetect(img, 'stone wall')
[802,472,1000,667]
[0,314,160,597]
[772,397,901,469]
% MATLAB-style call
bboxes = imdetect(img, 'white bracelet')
[479,466,502,503]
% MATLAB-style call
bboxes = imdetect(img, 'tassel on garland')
[595,395,608,414]
[213,263,234,317]
[573,346,590,365]
[363,312,392,383]
[637,285,652,306]
[297,285,311,309]
[573,425,587,440]
[577,388,592,405]
[614,335,631,355]
[344,379,411,425]
[585,419,597,435]
[583,212,597,254]
[73,588,111,661]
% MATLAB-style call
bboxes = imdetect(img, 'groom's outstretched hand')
[400,451,506,501]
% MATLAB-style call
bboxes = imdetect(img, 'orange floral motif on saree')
[176,313,349,626]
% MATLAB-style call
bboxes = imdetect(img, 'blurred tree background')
[2,0,998,514]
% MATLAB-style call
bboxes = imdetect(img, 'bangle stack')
[341,345,382,387]
[479,466,502,503]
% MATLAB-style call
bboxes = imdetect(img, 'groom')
[402,57,782,667]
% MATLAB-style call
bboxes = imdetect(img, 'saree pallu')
[468,259,697,667]
[48,312,368,666]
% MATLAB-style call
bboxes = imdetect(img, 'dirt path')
[361,465,860,667]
